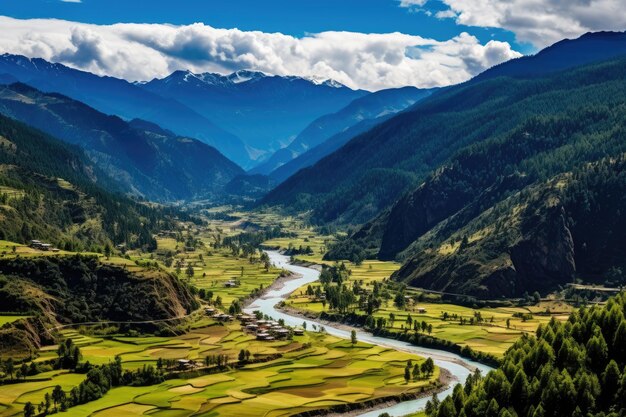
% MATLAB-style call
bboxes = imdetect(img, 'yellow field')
[1,319,439,417]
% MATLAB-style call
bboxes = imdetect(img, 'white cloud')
[399,0,429,7]
[0,16,521,91]
[432,0,626,48]
[60,0,82,3]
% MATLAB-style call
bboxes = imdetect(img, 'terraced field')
[1,320,439,417]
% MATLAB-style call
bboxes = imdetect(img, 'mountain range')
[139,70,368,165]
[1,31,626,299]
[0,83,244,201]
[264,31,626,297]
[0,53,252,166]
[0,110,182,251]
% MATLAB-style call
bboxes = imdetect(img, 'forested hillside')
[320,58,626,297]
[426,292,626,417]
[0,255,197,355]
[0,83,244,201]
[471,31,626,83]
[393,154,626,298]
[0,113,182,251]
[262,34,626,226]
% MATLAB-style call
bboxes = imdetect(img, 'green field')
[149,236,284,305]
[258,221,573,358]
[0,315,29,326]
[288,281,572,357]
[1,319,439,417]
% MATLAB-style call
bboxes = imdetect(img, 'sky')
[0,0,623,90]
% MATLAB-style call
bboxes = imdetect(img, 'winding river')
[245,251,494,417]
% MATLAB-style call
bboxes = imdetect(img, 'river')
[244,251,494,417]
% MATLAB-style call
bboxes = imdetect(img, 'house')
[237,314,254,322]
[224,280,239,288]
[293,328,304,336]
[205,307,216,315]
[245,324,259,332]
[176,359,197,370]
[212,313,233,321]
[215,314,233,322]
[416,307,427,314]
[274,329,290,339]
[30,240,52,251]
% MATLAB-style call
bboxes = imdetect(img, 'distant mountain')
[0,83,244,201]
[262,32,626,226]
[0,112,182,251]
[140,69,368,160]
[269,117,390,184]
[0,54,249,166]
[224,174,275,199]
[252,86,434,177]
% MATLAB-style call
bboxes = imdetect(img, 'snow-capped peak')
[303,76,346,88]
[226,70,267,84]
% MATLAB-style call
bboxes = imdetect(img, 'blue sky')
[0,0,530,53]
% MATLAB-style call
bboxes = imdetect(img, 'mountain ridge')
[140,68,368,161]
[261,32,626,226]
[0,53,250,166]
[0,82,244,201]
[252,86,434,177]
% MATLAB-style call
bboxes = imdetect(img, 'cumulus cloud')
[432,0,626,48]
[0,16,521,91]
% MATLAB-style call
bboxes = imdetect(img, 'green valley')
[0,14,625,417]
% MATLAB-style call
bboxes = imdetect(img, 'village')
[204,306,304,341]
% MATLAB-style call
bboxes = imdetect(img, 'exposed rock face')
[509,207,576,295]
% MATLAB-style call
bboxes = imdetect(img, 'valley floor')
[0,208,577,416]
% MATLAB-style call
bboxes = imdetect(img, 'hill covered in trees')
[0,255,197,355]
[0,83,244,201]
[321,57,626,298]
[0,112,184,251]
[425,292,626,417]
[393,154,626,298]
